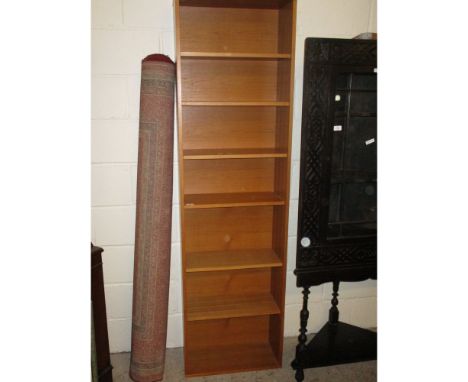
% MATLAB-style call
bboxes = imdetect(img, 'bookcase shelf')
[182,101,290,106]
[183,148,288,160]
[187,293,280,321]
[181,51,291,59]
[175,0,296,376]
[184,192,285,209]
[186,249,282,272]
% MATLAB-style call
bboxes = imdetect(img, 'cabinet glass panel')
[328,72,377,239]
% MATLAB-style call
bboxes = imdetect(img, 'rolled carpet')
[129,54,176,382]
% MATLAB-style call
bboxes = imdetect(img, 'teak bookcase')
[174,0,296,376]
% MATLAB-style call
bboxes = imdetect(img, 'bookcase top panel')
[179,0,291,9]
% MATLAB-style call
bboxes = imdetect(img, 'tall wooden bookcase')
[174,0,296,376]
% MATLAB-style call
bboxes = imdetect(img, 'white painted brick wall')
[91,120,139,163]
[91,0,377,353]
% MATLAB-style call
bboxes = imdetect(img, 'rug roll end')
[142,54,174,64]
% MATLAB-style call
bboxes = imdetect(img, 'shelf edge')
[182,101,290,107]
[181,51,291,59]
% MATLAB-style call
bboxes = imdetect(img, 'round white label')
[301,237,311,248]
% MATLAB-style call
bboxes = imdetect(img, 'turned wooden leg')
[292,286,310,382]
[329,280,340,325]
[298,286,311,349]
[295,368,305,382]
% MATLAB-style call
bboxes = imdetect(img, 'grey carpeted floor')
[111,337,377,381]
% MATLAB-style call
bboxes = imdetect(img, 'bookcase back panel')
[182,106,277,150]
[185,207,273,252]
[184,158,275,194]
[184,316,278,376]
[181,59,282,102]
[180,6,280,53]
[186,268,271,298]
[186,316,270,350]
[268,314,282,360]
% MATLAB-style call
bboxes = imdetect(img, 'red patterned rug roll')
[129,54,176,382]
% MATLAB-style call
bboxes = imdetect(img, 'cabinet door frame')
[295,38,377,286]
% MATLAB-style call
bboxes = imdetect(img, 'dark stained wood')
[297,321,377,369]
[291,38,377,381]
[91,244,113,382]
[294,37,377,286]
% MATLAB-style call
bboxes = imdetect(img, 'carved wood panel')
[296,38,377,285]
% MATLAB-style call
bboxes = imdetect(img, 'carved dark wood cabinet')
[291,37,377,381]
[91,244,113,382]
